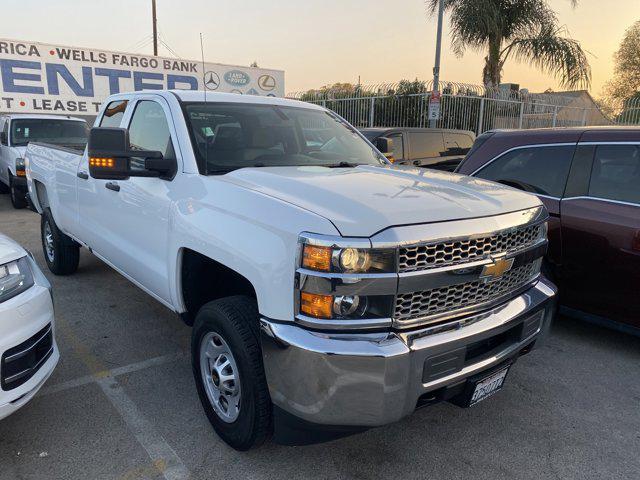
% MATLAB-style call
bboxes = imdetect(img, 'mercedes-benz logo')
[203,71,220,90]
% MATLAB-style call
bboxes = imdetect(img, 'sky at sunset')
[3,0,639,97]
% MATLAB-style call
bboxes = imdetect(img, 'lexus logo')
[258,74,276,91]
[203,71,220,90]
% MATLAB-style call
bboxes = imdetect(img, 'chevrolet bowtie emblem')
[481,256,514,280]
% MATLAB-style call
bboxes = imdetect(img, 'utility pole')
[151,0,158,56]
[429,0,445,128]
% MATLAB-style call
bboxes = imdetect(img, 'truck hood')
[221,165,542,237]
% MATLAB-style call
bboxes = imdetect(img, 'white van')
[0,114,88,208]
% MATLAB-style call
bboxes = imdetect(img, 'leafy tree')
[427,0,591,89]
[608,20,640,99]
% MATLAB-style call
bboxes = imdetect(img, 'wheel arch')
[30,179,49,213]
[177,247,259,325]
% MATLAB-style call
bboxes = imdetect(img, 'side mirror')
[375,136,394,162]
[87,127,176,180]
[0,131,7,146]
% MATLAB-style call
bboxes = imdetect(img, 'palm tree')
[428,0,591,89]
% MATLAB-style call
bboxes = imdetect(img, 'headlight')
[297,234,396,323]
[0,257,34,303]
[301,244,396,273]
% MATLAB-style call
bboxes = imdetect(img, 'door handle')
[77,171,89,180]
[105,181,120,192]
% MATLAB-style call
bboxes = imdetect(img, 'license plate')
[468,367,509,406]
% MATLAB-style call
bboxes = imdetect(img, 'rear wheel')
[192,296,272,450]
[41,209,80,275]
[9,175,27,209]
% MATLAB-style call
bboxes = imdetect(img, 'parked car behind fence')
[360,127,475,171]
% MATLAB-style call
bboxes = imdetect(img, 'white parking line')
[39,351,188,397]
[37,339,192,480]
[98,375,191,480]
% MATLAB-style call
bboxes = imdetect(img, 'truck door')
[560,143,640,328]
[77,97,177,304]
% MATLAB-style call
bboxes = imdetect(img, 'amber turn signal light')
[302,245,332,272]
[16,170,26,177]
[300,292,333,319]
[89,157,115,168]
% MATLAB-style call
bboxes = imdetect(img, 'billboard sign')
[0,38,285,115]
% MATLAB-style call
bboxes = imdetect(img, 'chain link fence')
[287,80,639,134]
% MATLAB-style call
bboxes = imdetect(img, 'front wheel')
[192,296,272,450]
[9,175,27,209]
[41,209,80,275]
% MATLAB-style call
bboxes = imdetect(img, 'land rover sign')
[0,38,285,115]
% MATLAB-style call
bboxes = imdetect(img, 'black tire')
[192,296,272,451]
[9,175,27,209]
[41,208,80,275]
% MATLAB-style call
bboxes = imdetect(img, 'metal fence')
[287,81,639,134]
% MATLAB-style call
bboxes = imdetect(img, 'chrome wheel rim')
[200,332,241,423]
[43,221,55,263]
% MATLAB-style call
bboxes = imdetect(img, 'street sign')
[428,91,441,121]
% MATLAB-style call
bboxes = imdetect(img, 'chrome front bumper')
[261,278,556,428]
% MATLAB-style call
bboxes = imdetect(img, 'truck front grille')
[398,223,544,273]
[394,259,541,322]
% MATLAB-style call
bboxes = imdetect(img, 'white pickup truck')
[0,114,87,209]
[26,90,556,450]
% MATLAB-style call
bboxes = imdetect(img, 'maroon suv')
[456,127,640,333]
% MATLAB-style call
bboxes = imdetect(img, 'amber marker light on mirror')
[300,292,333,319]
[302,245,332,272]
[89,157,115,168]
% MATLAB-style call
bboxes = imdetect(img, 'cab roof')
[157,90,326,111]
[1,113,86,122]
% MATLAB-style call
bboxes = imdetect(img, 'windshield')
[10,119,88,147]
[360,130,384,141]
[183,102,387,174]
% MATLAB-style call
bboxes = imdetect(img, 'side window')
[409,131,444,159]
[388,133,404,161]
[128,101,175,171]
[100,100,128,127]
[589,145,640,204]
[1,120,8,145]
[476,145,574,197]
[444,132,474,155]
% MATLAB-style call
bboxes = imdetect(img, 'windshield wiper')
[324,161,359,168]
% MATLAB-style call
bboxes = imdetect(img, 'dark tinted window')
[361,130,382,141]
[100,100,128,127]
[388,133,404,161]
[1,119,8,145]
[408,131,444,159]
[10,119,88,147]
[128,101,175,170]
[589,145,640,204]
[476,145,574,197]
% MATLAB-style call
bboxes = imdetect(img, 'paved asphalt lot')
[0,195,638,480]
